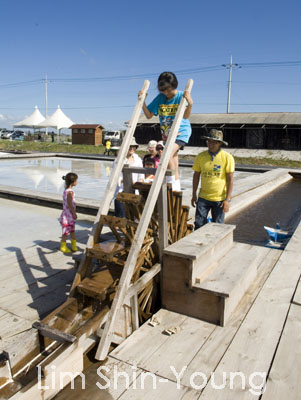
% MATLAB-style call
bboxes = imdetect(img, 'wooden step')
[86,240,128,262]
[162,228,270,326]
[163,223,235,287]
[193,243,267,325]
[77,265,121,301]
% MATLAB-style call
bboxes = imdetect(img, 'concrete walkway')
[0,199,94,351]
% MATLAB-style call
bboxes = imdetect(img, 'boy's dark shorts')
[175,139,187,150]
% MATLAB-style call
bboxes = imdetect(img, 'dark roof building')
[135,113,301,149]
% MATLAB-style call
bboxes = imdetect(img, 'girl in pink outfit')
[60,172,78,253]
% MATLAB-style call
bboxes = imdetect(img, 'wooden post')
[158,181,169,303]
[95,79,194,360]
[123,167,134,194]
[69,80,150,294]
[158,181,168,260]
[130,295,139,331]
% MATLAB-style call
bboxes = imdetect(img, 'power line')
[233,80,301,86]
[0,79,43,89]
[2,102,301,110]
[1,60,301,89]
[240,61,301,68]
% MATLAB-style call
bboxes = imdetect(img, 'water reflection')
[0,157,113,200]
[0,157,254,202]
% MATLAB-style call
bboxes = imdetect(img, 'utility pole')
[45,74,48,135]
[222,55,240,113]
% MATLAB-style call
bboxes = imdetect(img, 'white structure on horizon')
[36,105,74,141]
[14,106,45,130]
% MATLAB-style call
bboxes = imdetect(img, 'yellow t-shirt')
[192,149,235,202]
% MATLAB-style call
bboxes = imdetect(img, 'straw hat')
[201,129,228,146]
[129,137,139,148]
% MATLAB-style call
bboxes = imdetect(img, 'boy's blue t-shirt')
[147,90,192,143]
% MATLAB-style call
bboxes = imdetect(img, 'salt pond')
[0,156,253,201]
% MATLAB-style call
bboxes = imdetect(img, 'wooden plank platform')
[98,221,299,399]
[292,278,301,305]
[261,304,301,399]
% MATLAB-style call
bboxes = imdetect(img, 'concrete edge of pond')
[226,169,298,221]
[0,184,101,216]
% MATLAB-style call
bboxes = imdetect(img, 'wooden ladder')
[69,79,150,295]
[95,78,194,360]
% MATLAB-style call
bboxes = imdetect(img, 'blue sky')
[1,0,301,130]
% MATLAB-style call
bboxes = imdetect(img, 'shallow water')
[227,179,301,246]
[0,156,253,201]
[0,157,112,200]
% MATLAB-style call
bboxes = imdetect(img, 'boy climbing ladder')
[139,72,193,191]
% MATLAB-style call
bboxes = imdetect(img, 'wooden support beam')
[32,322,77,344]
[123,167,134,194]
[95,79,193,360]
[130,295,139,331]
[125,263,161,299]
[123,166,174,176]
[158,182,168,261]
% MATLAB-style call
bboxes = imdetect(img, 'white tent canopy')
[14,106,45,128]
[37,105,74,130]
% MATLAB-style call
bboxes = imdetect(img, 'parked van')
[103,130,124,146]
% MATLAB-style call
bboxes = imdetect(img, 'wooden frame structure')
[0,79,194,399]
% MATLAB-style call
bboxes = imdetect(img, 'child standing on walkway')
[139,71,193,191]
[60,172,78,253]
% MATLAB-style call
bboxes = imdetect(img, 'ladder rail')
[95,79,194,360]
[69,80,150,294]
[88,79,150,247]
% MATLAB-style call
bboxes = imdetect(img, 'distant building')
[71,124,104,145]
[135,113,301,150]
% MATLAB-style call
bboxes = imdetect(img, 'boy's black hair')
[143,156,156,168]
[62,172,78,188]
[157,72,178,91]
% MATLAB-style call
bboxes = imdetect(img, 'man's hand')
[221,200,230,213]
[183,91,193,106]
[191,194,198,208]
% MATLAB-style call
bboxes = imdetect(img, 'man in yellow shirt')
[191,129,235,229]
[104,139,111,155]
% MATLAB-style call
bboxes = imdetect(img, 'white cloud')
[0,113,22,128]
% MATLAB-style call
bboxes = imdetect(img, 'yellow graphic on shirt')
[203,164,222,178]
[158,104,179,116]
[158,104,179,138]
